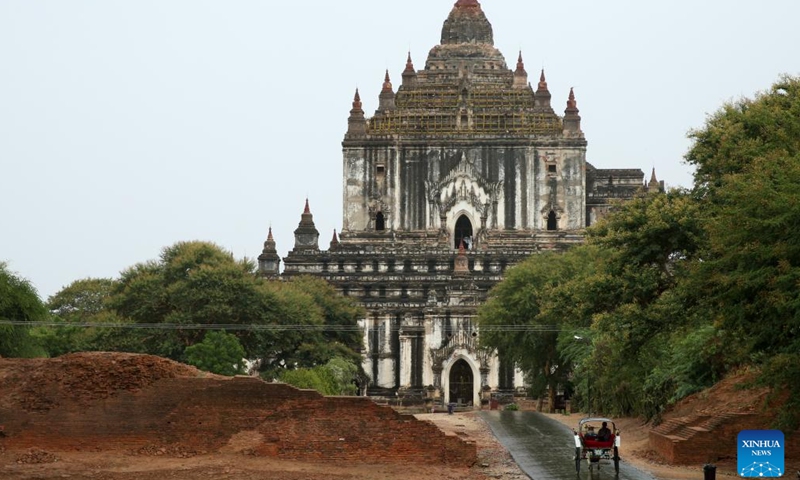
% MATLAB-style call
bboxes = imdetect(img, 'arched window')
[454,215,473,249]
[375,212,385,231]
[547,211,558,231]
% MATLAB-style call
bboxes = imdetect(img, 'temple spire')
[402,52,417,86]
[258,226,281,277]
[648,168,662,193]
[330,229,340,249]
[379,70,396,111]
[563,87,582,135]
[513,51,528,89]
[293,200,320,251]
[534,68,553,112]
[442,0,493,46]
[346,88,367,137]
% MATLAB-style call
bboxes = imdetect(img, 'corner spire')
[648,168,663,193]
[402,52,417,86]
[382,70,393,92]
[567,88,578,111]
[513,51,528,89]
[330,229,340,249]
[533,68,553,112]
[258,226,280,277]
[293,200,320,251]
[563,87,582,135]
[346,88,367,138]
[379,70,396,111]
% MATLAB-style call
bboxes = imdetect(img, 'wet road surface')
[480,411,658,480]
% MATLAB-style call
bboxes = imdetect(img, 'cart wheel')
[613,446,620,474]
[575,447,581,473]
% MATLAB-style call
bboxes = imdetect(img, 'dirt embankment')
[0,353,489,480]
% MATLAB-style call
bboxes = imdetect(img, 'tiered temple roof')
[360,1,564,137]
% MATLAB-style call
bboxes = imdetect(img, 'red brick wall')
[1,374,476,467]
[649,415,799,473]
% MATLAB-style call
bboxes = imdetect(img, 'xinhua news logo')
[738,430,784,477]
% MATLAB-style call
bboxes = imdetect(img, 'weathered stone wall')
[0,356,476,466]
[342,143,588,234]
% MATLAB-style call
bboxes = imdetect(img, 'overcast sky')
[2,0,798,301]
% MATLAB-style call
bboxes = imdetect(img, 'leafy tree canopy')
[101,242,363,377]
[685,76,800,428]
[35,278,125,357]
[278,356,360,396]
[184,330,246,376]
[687,74,800,201]
[0,262,47,357]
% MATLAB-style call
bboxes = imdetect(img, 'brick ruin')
[0,353,476,466]
[258,0,659,406]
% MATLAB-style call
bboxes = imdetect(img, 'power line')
[0,320,560,332]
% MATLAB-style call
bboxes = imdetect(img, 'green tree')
[0,262,47,357]
[184,331,246,376]
[479,189,707,417]
[685,76,800,428]
[478,251,581,412]
[581,191,706,417]
[686,75,800,202]
[284,276,364,365]
[36,278,123,356]
[107,242,364,377]
[278,356,359,396]
[110,241,277,359]
[252,278,364,378]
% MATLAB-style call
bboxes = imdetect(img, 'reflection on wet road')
[480,411,658,480]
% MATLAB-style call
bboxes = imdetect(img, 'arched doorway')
[375,212,385,231]
[547,211,558,231]
[454,215,473,249]
[449,359,474,406]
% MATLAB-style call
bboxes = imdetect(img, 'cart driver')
[597,422,611,441]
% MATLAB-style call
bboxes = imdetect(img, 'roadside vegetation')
[479,75,800,429]
[1,241,364,392]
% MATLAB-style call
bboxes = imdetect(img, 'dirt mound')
[0,352,210,413]
[649,368,798,474]
[663,368,771,420]
[0,353,477,469]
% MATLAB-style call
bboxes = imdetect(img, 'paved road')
[480,411,658,480]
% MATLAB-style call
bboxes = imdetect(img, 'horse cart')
[573,417,620,474]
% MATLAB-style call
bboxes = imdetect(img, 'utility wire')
[0,320,560,332]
